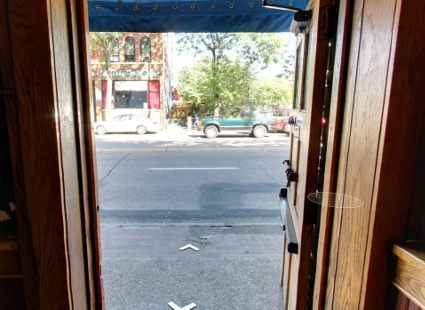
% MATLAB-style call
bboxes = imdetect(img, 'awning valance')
[88,0,308,32]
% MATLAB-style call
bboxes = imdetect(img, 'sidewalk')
[101,223,283,259]
[100,223,284,310]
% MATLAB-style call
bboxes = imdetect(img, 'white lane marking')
[179,244,199,251]
[147,167,239,170]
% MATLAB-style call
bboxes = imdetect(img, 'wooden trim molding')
[0,0,102,308]
[321,0,425,309]
[389,243,425,309]
[0,0,70,307]
[72,0,104,307]
[313,0,354,307]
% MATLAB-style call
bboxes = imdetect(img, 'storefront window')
[114,80,148,108]
[112,80,160,109]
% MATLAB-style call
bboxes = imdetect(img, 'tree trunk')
[212,53,220,117]
[214,93,220,117]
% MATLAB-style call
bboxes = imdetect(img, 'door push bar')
[283,160,297,182]
[279,188,298,254]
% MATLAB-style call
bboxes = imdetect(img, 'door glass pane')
[149,91,160,109]
[302,34,313,110]
[293,46,302,109]
[148,81,160,91]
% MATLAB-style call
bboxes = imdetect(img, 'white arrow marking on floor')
[179,244,199,251]
[168,302,197,310]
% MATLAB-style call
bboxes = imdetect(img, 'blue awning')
[88,0,308,32]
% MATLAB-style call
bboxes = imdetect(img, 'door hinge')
[97,205,100,212]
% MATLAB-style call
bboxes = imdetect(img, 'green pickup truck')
[198,115,275,139]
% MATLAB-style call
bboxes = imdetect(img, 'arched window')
[110,38,119,62]
[124,37,135,62]
[140,37,151,62]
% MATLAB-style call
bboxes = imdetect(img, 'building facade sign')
[114,81,148,91]
[101,70,160,78]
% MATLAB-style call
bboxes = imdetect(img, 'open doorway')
[3,0,424,309]
[90,31,295,309]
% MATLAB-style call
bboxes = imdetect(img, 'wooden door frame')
[6,0,424,309]
[283,0,333,309]
[0,0,102,308]
[312,0,354,308]
[314,0,425,309]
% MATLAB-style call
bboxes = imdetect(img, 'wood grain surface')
[324,0,365,304]
[331,0,398,307]
[50,0,90,307]
[323,0,425,309]
[0,0,71,308]
[70,0,104,307]
[389,246,425,309]
[394,291,423,310]
[313,0,354,308]
[0,0,101,308]
[361,0,425,308]
[284,0,332,308]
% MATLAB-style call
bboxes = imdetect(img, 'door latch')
[283,160,297,183]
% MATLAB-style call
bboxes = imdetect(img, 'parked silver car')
[95,114,158,135]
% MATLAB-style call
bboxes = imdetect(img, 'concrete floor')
[102,257,281,310]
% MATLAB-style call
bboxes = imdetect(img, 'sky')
[172,32,295,82]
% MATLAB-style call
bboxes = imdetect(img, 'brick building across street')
[90,32,174,128]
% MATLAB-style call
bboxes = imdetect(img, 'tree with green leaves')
[177,33,284,116]
[178,56,253,117]
[178,56,293,119]
[89,32,120,113]
[276,36,296,82]
[250,78,293,111]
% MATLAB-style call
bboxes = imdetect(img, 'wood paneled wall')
[318,0,425,309]
[0,0,102,309]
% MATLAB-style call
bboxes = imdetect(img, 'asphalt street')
[96,129,290,224]
[95,129,290,310]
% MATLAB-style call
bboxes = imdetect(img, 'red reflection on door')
[101,80,114,109]
[148,81,160,109]
[148,81,160,91]
[149,92,160,109]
